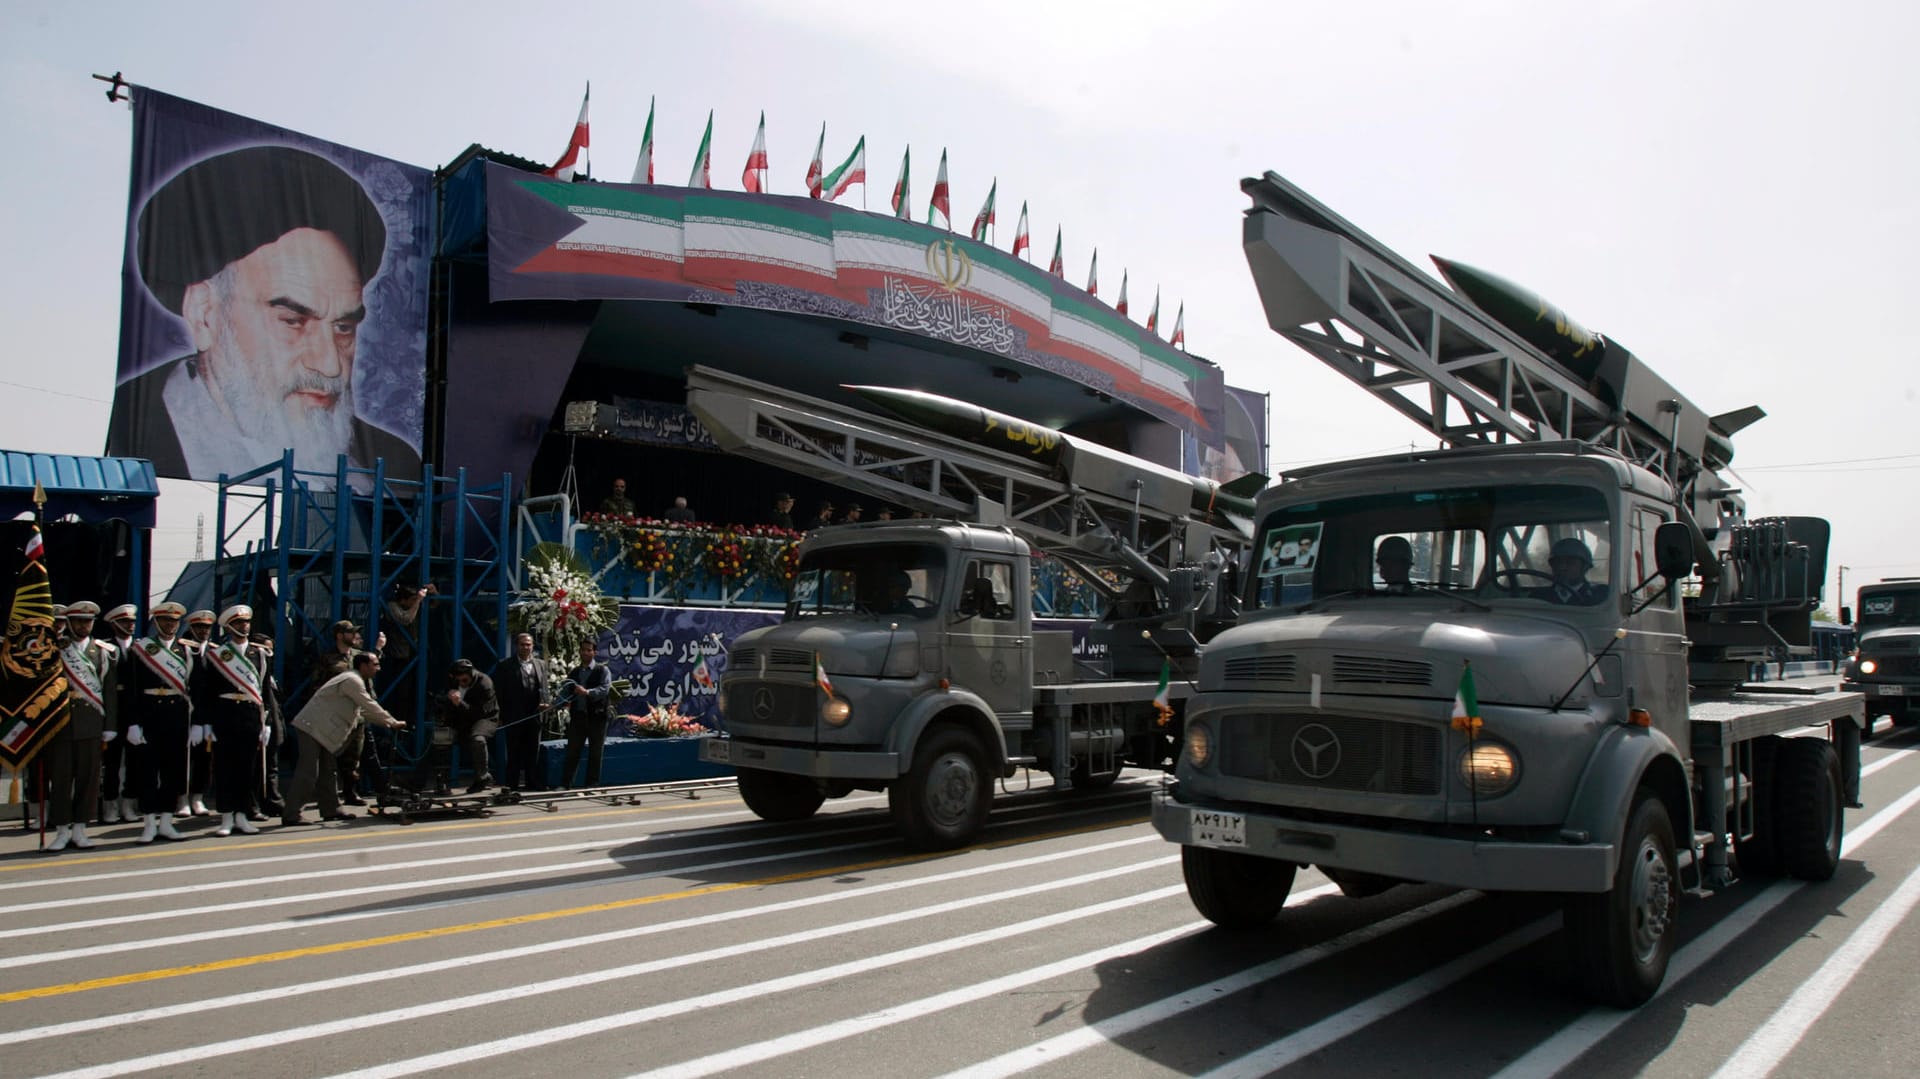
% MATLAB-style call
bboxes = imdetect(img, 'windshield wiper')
[1406,582,1493,612]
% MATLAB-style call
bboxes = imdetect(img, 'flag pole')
[31,480,46,846]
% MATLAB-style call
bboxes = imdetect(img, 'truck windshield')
[1858,588,1920,628]
[789,543,948,620]
[1250,483,1612,610]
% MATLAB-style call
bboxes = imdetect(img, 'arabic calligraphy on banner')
[598,605,777,728]
[878,275,1017,355]
[606,398,721,450]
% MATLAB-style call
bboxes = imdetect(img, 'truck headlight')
[822,697,852,726]
[1860,658,1878,675]
[1184,721,1213,769]
[1458,742,1518,795]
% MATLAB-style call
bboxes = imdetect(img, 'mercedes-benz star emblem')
[1290,723,1342,780]
[751,687,776,721]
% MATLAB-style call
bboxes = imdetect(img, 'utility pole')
[1838,565,1849,621]
[194,512,204,562]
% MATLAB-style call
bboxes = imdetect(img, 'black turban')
[136,145,386,315]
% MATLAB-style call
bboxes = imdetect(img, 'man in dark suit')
[105,146,419,487]
[559,639,614,789]
[492,632,551,791]
[435,659,500,794]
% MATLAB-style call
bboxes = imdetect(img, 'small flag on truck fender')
[1152,659,1173,727]
[815,653,834,696]
[1451,663,1482,735]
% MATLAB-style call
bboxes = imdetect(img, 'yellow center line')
[0,814,1149,1003]
[0,797,747,872]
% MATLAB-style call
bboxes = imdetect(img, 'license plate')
[1879,685,1905,697]
[703,737,732,763]
[1190,808,1246,849]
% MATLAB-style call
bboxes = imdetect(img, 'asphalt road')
[1,719,1918,1079]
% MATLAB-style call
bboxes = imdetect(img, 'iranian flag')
[1012,202,1030,259]
[891,145,911,219]
[805,122,825,198]
[815,653,834,696]
[1451,663,1483,735]
[927,148,951,230]
[542,83,591,181]
[822,136,866,202]
[692,654,715,689]
[970,179,997,242]
[741,111,769,193]
[1171,302,1186,349]
[688,110,714,189]
[1086,248,1098,296]
[1116,270,1129,317]
[1147,288,1161,334]
[630,96,655,184]
[1048,227,1063,276]
[1152,658,1173,725]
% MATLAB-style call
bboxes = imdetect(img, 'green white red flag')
[970,179,997,242]
[688,110,714,189]
[1171,303,1186,349]
[741,111,769,193]
[1048,227,1063,276]
[1152,658,1173,726]
[822,136,865,202]
[805,122,825,198]
[1012,201,1030,259]
[1451,663,1483,735]
[891,145,911,219]
[1116,270,1129,317]
[928,148,951,230]
[542,83,590,181]
[815,653,834,696]
[1147,288,1160,334]
[630,96,655,184]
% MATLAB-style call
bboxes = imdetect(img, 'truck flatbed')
[1034,679,1194,707]
[1690,684,1864,753]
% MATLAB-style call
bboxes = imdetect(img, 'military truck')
[686,366,1250,850]
[1843,578,1920,726]
[1151,172,1865,1007]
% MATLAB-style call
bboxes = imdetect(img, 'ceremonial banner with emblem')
[0,528,71,771]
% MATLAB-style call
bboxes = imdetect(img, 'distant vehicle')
[1844,579,1920,726]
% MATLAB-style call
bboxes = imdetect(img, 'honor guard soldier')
[191,606,276,835]
[180,609,218,815]
[98,603,137,823]
[122,601,198,843]
[44,602,117,851]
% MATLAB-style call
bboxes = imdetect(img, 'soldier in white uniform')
[44,602,117,851]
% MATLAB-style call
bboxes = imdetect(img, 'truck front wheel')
[736,768,826,822]
[1181,846,1296,929]
[1565,790,1678,1008]
[1776,738,1843,881]
[891,728,992,850]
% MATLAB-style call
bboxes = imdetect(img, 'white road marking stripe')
[1491,775,1920,1078]
[0,835,1161,1048]
[1860,745,1917,778]
[34,875,1189,1079]
[1710,858,1920,1078]
[939,889,1481,1079]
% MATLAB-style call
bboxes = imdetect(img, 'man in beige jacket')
[283,652,406,826]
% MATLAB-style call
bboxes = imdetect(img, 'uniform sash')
[59,641,106,713]
[134,637,192,694]
[206,643,263,706]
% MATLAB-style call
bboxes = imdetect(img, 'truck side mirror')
[1653,520,1694,580]
[1840,606,1853,626]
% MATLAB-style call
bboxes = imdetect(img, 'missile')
[844,383,1262,524]
[1430,255,1610,381]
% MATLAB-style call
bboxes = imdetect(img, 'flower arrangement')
[627,528,674,575]
[703,532,750,579]
[623,702,711,739]
[511,543,618,670]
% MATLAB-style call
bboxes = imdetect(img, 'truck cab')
[1844,579,1920,726]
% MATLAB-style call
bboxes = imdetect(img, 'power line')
[1739,452,1920,471]
[0,377,108,404]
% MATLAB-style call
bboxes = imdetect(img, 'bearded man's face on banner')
[184,226,366,463]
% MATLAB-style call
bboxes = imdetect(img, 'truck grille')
[729,648,815,673]
[1221,655,1298,687]
[1219,713,1442,795]
[724,681,817,729]
[1332,655,1433,687]
[1864,655,1920,678]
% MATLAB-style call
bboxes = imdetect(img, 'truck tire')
[1564,790,1678,1008]
[890,727,992,851]
[1775,738,1843,881]
[1181,846,1296,929]
[1735,740,1781,878]
[736,768,826,822]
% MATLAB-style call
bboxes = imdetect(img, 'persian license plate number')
[703,737,732,763]
[1190,808,1246,849]
[1878,684,1906,697]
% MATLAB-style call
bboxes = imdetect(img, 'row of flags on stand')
[537,85,1188,350]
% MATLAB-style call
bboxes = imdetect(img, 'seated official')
[1530,537,1610,606]
[1375,536,1414,594]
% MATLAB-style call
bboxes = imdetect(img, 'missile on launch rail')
[1430,255,1610,381]
[844,383,1263,524]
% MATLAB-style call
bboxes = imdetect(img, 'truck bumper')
[1151,790,1616,894]
[700,735,900,780]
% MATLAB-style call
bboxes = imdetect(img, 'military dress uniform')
[121,601,198,843]
[180,610,218,815]
[98,604,138,822]
[189,606,276,836]
[44,602,117,851]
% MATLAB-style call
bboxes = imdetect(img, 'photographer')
[558,639,613,788]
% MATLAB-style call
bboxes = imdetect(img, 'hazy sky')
[2,1,1916,605]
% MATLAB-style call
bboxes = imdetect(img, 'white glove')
[258,726,271,746]
[126,725,145,746]
[102,730,117,744]
[204,725,217,744]
[189,725,206,747]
